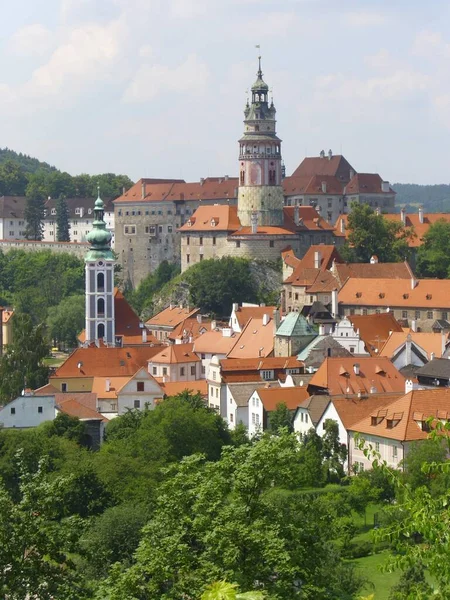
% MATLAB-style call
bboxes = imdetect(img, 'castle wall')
[237,185,284,226]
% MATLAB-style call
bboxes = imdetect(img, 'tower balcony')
[239,152,281,160]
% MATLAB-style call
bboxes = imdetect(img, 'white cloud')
[236,11,299,37]
[27,19,125,98]
[364,49,392,70]
[413,30,450,58]
[170,0,207,18]
[8,24,53,57]
[345,11,386,27]
[123,53,209,102]
[139,44,153,58]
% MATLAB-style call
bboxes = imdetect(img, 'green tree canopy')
[185,257,259,316]
[24,182,46,240]
[416,219,450,278]
[343,203,414,263]
[47,294,85,348]
[0,160,28,195]
[56,194,71,242]
[0,313,50,403]
[127,260,180,315]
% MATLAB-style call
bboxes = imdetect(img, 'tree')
[185,257,258,316]
[343,203,414,263]
[100,432,364,599]
[416,219,450,278]
[47,294,85,348]
[0,313,50,403]
[24,182,46,240]
[269,403,294,433]
[202,581,265,599]
[127,260,180,315]
[402,437,449,492]
[388,562,432,599]
[0,160,28,195]
[56,194,71,241]
[0,452,88,599]
[322,419,347,482]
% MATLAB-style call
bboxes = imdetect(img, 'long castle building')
[114,60,395,287]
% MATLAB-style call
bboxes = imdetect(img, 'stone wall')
[237,185,284,226]
[0,239,88,258]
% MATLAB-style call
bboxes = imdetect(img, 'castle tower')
[237,57,284,227]
[85,190,115,345]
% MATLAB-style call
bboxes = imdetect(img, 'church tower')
[85,191,115,345]
[237,57,284,227]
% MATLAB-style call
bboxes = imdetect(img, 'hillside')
[0,147,57,174]
[393,183,450,213]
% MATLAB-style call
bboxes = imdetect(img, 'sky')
[0,0,449,185]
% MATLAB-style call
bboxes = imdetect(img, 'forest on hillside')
[393,183,450,212]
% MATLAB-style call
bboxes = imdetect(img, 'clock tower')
[237,57,284,227]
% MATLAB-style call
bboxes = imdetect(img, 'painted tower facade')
[85,192,115,345]
[237,58,284,227]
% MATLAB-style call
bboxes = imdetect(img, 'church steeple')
[237,58,284,227]
[85,190,115,345]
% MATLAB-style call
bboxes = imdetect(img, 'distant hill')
[393,183,450,213]
[0,147,57,174]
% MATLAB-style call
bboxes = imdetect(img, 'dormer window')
[426,294,432,300]
[403,293,409,299]
[51,208,56,215]
[211,219,217,227]
[75,208,81,215]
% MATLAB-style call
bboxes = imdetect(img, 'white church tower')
[85,190,115,345]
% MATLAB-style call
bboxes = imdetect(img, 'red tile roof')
[348,313,403,356]
[329,393,403,429]
[179,205,241,232]
[332,261,413,285]
[257,385,310,411]
[146,305,200,328]
[193,329,238,355]
[308,356,406,396]
[167,316,214,343]
[291,154,356,182]
[350,388,450,441]
[227,316,275,359]
[150,343,201,364]
[52,346,162,379]
[158,379,208,398]
[233,305,277,330]
[58,398,108,421]
[344,173,395,195]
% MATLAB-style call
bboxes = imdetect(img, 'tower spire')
[257,54,262,78]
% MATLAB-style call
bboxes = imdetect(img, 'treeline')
[0,147,133,199]
[393,182,450,212]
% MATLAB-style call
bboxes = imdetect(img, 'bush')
[342,540,372,559]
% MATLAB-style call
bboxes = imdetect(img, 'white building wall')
[348,432,403,472]
[332,318,368,355]
[0,395,55,428]
[247,390,264,437]
[293,407,315,438]
[316,402,348,446]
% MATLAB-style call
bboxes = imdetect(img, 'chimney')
[381,181,390,193]
[232,303,239,312]
[262,313,270,326]
[370,385,377,394]
[375,207,381,216]
[328,149,333,160]
[122,186,126,195]
[141,181,146,199]
[405,334,412,365]
[321,181,327,193]
[319,324,325,335]
[370,255,378,264]
[105,378,111,392]
[353,363,360,375]
[142,328,147,343]
[340,218,345,234]
[224,174,229,180]
[211,320,217,330]
[251,210,258,234]
[222,328,232,337]
[331,289,338,318]
[430,352,435,361]
[400,207,406,225]
[314,251,321,269]
[273,308,281,333]
[419,205,424,224]
[320,149,325,158]
[293,204,300,226]
[349,168,355,179]
[411,319,417,332]
[411,277,417,289]
[200,178,205,186]
[196,314,202,324]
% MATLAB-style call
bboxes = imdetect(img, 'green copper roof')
[85,191,114,262]
[276,313,317,338]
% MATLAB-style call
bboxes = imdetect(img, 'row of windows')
[8,220,25,226]
[348,308,444,320]
[124,224,174,235]
[10,406,43,415]
[9,231,26,236]
[118,209,174,217]
[151,365,196,376]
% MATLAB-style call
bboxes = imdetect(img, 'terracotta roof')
[282,175,316,195]
[91,376,132,399]
[303,174,345,195]
[54,392,98,410]
[348,313,403,356]
[34,383,59,395]
[380,331,446,361]
[332,261,413,285]
[230,225,297,236]
[233,305,277,330]
[330,393,403,430]
[149,343,200,364]
[335,212,450,247]
[158,379,208,398]
[52,346,162,378]
[58,398,108,422]
[344,173,394,195]
[146,305,200,328]
[281,247,301,269]
[257,385,310,412]
[193,329,238,354]
[283,206,335,231]
[179,205,241,232]
[339,278,450,309]
[115,177,238,204]
[227,316,275,359]
[349,388,450,441]
[220,356,303,372]
[308,356,406,395]
[2,309,14,324]
[291,154,355,182]
[167,316,213,343]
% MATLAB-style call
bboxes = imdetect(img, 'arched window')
[97,272,105,291]
[97,323,105,339]
[97,298,105,316]
[240,171,245,185]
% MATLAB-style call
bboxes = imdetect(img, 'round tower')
[85,191,116,345]
[237,57,284,227]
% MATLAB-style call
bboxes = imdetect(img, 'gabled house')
[331,317,368,355]
[145,305,200,342]
[274,311,317,357]
[229,303,278,333]
[193,327,238,378]
[227,315,275,359]
[117,367,164,414]
[415,358,450,388]
[349,388,450,471]
[293,394,331,438]
[347,312,403,356]
[379,331,447,372]
[147,343,202,382]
